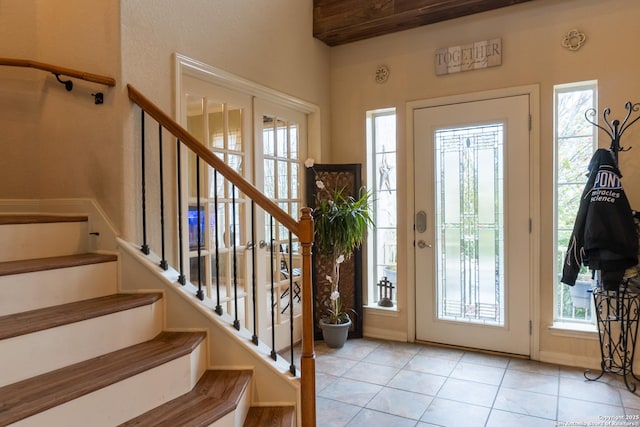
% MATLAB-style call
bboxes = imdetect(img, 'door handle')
[417,240,432,249]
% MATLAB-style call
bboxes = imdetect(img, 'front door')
[414,94,531,355]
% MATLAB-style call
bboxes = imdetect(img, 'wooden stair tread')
[0,331,206,426]
[0,214,88,225]
[120,370,252,426]
[243,406,295,427]
[0,253,117,277]
[0,293,162,340]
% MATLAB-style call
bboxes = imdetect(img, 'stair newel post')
[140,110,150,255]
[299,207,316,427]
[158,124,168,271]
[176,138,186,285]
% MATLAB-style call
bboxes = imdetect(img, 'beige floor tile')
[343,361,400,385]
[387,369,447,396]
[449,361,505,386]
[366,387,433,420]
[318,377,383,407]
[437,377,498,407]
[420,397,490,427]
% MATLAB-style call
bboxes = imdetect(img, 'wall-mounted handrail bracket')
[53,73,73,92]
[92,92,104,105]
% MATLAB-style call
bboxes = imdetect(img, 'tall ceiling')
[313,0,536,46]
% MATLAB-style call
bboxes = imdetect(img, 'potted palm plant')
[306,159,374,348]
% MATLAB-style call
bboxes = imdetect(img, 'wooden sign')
[435,38,502,76]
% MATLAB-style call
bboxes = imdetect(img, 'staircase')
[0,214,295,426]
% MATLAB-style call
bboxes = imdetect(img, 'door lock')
[416,211,427,233]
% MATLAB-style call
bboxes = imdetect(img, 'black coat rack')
[583,101,640,392]
[584,101,639,163]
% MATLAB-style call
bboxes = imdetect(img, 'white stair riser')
[211,412,235,427]
[0,222,89,262]
[0,262,118,316]
[0,301,163,387]
[13,342,207,427]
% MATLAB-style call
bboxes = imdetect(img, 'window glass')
[367,109,397,306]
[554,82,597,324]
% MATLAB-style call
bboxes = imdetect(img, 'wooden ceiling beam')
[313,0,535,46]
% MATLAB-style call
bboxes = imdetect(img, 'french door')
[413,94,531,355]
[180,74,306,350]
[253,99,307,345]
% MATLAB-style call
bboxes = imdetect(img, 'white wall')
[328,0,640,364]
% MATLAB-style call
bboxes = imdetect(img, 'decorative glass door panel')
[435,125,504,325]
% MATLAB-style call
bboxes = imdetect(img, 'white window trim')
[365,108,398,309]
[552,80,598,331]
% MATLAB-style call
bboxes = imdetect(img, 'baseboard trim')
[363,326,407,342]
[538,350,601,370]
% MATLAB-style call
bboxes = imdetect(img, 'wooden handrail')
[127,84,299,235]
[0,58,116,87]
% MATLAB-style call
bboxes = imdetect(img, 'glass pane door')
[435,125,504,325]
[414,94,531,355]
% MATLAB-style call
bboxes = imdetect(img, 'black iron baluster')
[214,171,222,315]
[270,215,277,361]
[140,110,150,255]
[288,231,296,376]
[232,185,240,330]
[158,124,168,270]
[251,201,259,345]
[176,139,185,285]
[196,156,204,301]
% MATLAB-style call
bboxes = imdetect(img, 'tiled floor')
[305,338,640,426]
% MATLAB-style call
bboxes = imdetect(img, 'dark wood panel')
[314,0,536,46]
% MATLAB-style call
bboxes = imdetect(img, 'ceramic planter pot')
[319,318,352,348]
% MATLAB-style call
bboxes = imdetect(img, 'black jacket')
[561,149,638,290]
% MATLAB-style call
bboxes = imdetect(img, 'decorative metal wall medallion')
[375,65,390,84]
[562,29,586,51]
